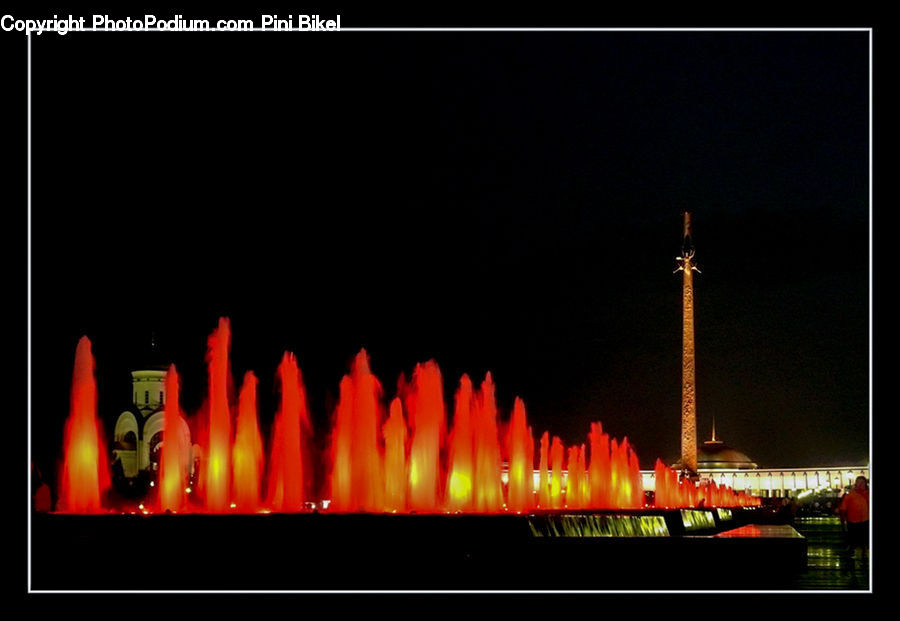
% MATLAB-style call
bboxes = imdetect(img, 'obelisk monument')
[675,212,699,475]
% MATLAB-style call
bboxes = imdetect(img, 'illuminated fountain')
[36,210,781,590]
[472,373,503,512]
[653,458,760,508]
[203,317,232,513]
[267,351,312,512]
[550,436,564,509]
[47,213,768,521]
[404,361,445,513]
[445,375,475,512]
[232,371,264,512]
[330,349,384,513]
[58,336,109,513]
[566,446,582,510]
[383,397,408,512]
[52,318,760,516]
[157,364,189,513]
[505,398,533,513]
[538,432,550,508]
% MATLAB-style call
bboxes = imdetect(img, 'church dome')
[696,421,757,469]
[698,441,757,469]
[669,421,758,471]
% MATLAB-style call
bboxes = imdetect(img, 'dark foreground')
[790,517,870,590]
[31,508,811,591]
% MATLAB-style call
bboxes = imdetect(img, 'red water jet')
[653,459,678,507]
[445,375,475,512]
[577,444,590,507]
[268,351,311,512]
[203,317,232,512]
[232,371,264,512]
[538,432,550,508]
[627,443,643,507]
[383,397,408,512]
[566,445,581,509]
[608,437,642,509]
[405,361,445,513]
[550,436,564,509]
[588,422,610,508]
[473,373,503,512]
[505,397,533,513]
[59,336,109,513]
[329,349,384,512]
[158,364,189,513]
[652,459,760,508]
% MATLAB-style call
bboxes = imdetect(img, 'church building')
[110,350,196,490]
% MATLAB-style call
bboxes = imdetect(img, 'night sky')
[29,30,869,489]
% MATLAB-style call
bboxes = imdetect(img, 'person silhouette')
[836,476,869,568]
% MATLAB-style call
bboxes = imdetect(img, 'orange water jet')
[330,349,384,512]
[445,375,475,512]
[232,371,264,512]
[267,352,311,512]
[652,459,760,508]
[566,445,581,509]
[538,431,550,508]
[383,397,408,512]
[59,336,109,513]
[577,444,590,507]
[473,373,503,512]
[505,397,534,513]
[158,364,189,512]
[203,317,232,512]
[405,361,445,513]
[588,422,610,508]
[550,436,564,509]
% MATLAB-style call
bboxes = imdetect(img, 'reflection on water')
[791,517,869,590]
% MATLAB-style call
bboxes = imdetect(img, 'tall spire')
[675,212,701,474]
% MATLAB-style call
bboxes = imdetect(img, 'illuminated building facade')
[111,366,196,482]
[645,423,868,498]
[640,465,870,499]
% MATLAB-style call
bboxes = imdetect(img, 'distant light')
[230,503,237,509]
[149,481,155,487]
[138,503,144,510]
[185,487,192,493]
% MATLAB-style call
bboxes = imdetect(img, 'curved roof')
[698,440,758,469]
[697,420,757,469]
[669,421,759,471]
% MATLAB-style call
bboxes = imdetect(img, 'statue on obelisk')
[674,212,700,476]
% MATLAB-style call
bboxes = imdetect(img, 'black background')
[28,28,869,499]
